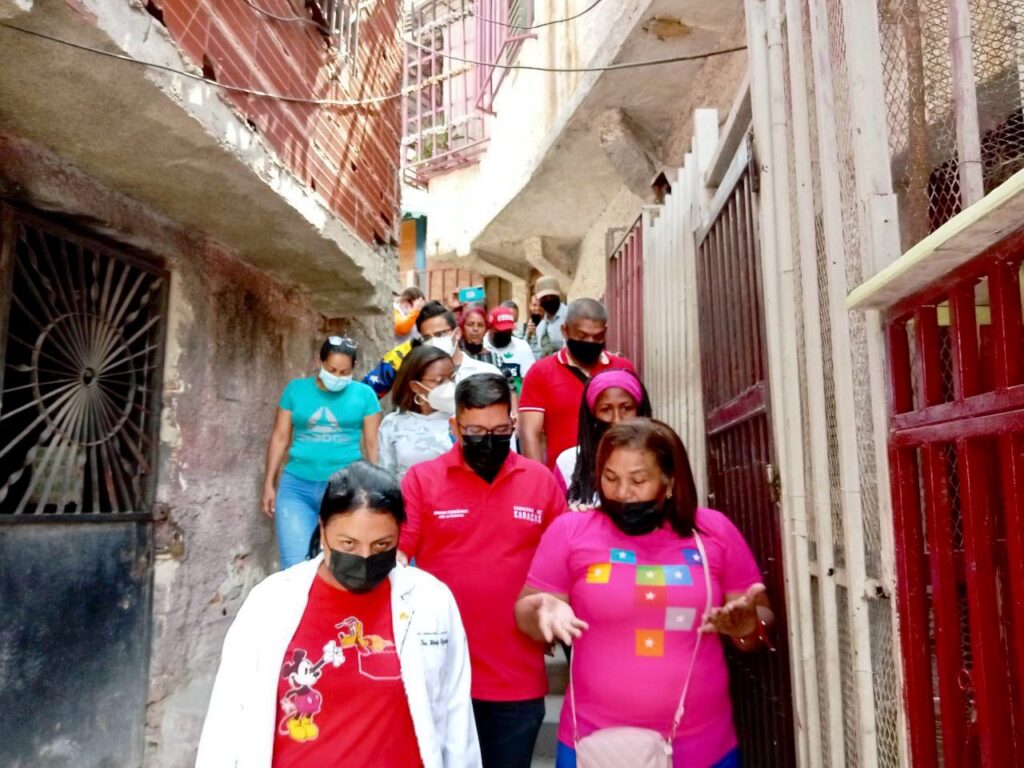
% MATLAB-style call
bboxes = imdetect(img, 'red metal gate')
[606,216,644,376]
[695,166,796,766]
[886,229,1024,767]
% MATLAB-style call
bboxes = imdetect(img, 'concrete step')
[535,649,568,766]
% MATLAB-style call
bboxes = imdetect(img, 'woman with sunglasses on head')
[262,336,383,569]
[556,369,653,507]
[379,345,458,481]
[198,462,481,768]
[515,419,773,768]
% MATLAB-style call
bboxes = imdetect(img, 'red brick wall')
[138,0,402,246]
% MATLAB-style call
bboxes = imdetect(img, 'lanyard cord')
[570,529,713,746]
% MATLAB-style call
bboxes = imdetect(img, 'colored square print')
[586,563,612,584]
[636,566,666,586]
[636,585,667,607]
[665,607,697,631]
[636,629,665,657]
[664,565,693,586]
[681,548,703,565]
[610,548,637,565]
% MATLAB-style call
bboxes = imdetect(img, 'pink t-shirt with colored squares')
[526,508,762,767]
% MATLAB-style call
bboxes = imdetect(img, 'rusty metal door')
[606,215,644,376]
[695,156,796,766]
[0,207,167,767]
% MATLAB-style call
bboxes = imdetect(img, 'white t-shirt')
[378,410,454,480]
[454,354,503,383]
[555,446,577,488]
[485,335,536,392]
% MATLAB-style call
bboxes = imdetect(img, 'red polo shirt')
[518,348,634,468]
[399,446,568,701]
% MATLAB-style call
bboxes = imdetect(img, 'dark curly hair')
[567,370,653,505]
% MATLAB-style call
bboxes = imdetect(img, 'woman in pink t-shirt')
[515,419,773,767]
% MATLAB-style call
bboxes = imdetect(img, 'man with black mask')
[400,374,567,768]
[518,298,635,470]
[532,276,567,357]
[485,305,536,394]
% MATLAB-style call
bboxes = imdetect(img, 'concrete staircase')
[533,650,569,767]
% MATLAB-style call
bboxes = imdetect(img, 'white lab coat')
[195,557,482,768]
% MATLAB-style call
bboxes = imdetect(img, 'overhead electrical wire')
[241,0,325,28]
[0,21,747,109]
[243,0,608,31]
[402,36,747,73]
[473,0,606,30]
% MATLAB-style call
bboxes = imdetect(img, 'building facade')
[0,1,402,766]
[402,0,748,312]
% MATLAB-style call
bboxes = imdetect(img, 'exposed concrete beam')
[522,237,576,284]
[598,108,659,201]
[472,248,533,285]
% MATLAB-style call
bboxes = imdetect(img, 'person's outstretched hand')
[700,583,767,637]
[536,594,589,645]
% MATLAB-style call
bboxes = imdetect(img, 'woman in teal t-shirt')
[262,336,382,568]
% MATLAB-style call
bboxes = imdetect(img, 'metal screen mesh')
[970,0,1024,192]
[870,599,903,768]
[811,576,832,768]
[836,585,861,766]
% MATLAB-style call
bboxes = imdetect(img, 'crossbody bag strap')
[668,530,713,743]
[570,530,714,747]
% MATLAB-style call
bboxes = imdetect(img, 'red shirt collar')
[557,347,612,368]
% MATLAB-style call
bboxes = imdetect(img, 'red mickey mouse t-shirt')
[272,574,422,768]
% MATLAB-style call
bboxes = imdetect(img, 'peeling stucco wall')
[0,133,393,768]
[568,187,646,303]
[147,247,393,768]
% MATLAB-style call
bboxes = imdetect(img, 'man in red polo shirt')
[518,298,634,469]
[400,374,567,768]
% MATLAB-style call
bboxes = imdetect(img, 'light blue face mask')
[319,367,352,392]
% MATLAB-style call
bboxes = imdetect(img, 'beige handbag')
[571,532,712,768]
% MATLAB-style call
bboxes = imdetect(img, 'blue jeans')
[556,742,741,768]
[472,698,545,768]
[275,472,328,568]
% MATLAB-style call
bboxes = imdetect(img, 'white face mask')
[425,380,456,414]
[319,368,352,392]
[425,333,456,357]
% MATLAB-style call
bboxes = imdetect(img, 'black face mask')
[462,434,512,482]
[463,341,485,355]
[530,313,543,325]
[539,296,561,316]
[593,419,612,441]
[326,546,397,593]
[567,338,605,366]
[491,331,513,348]
[599,496,666,536]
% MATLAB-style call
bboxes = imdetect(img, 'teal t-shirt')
[279,377,381,481]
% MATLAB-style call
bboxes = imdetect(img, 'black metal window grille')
[0,209,167,519]
[308,0,361,67]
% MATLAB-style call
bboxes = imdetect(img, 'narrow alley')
[1,0,1023,767]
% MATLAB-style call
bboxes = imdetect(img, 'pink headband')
[585,370,644,411]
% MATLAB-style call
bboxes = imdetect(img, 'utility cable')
[473,0,605,30]
[241,0,325,28]
[402,36,747,73]
[0,21,746,107]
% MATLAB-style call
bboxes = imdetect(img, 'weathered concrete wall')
[569,187,646,302]
[0,134,392,767]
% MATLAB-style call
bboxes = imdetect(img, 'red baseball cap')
[487,306,516,331]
